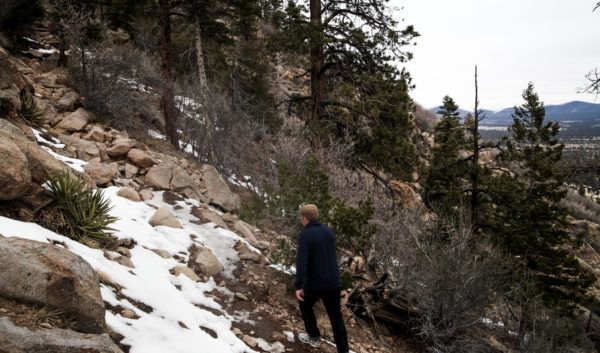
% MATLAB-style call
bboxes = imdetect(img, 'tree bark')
[195,22,209,96]
[309,0,325,125]
[159,0,179,149]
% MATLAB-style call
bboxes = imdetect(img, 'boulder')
[0,139,31,200]
[151,248,171,259]
[56,108,88,132]
[117,187,140,202]
[0,318,122,353]
[0,119,72,183]
[200,164,240,212]
[107,138,137,157]
[149,207,183,229]
[145,165,172,190]
[233,220,258,246]
[191,206,228,229]
[139,189,153,201]
[189,246,223,276]
[127,148,154,168]
[170,167,194,190]
[172,265,200,282]
[84,162,118,185]
[0,238,106,334]
[124,163,138,179]
[59,135,106,161]
[54,90,80,112]
[83,126,107,143]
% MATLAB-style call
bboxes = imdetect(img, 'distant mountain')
[429,101,600,126]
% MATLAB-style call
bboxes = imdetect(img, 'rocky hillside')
[0,41,412,353]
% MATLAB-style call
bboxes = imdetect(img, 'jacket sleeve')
[295,232,308,290]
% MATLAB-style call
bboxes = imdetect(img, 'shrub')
[329,199,376,257]
[18,88,44,127]
[47,173,118,243]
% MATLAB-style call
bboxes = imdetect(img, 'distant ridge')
[429,101,600,126]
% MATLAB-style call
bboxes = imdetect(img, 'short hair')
[300,204,319,222]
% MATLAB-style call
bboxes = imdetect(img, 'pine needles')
[47,173,118,243]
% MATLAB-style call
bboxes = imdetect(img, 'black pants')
[299,288,349,353]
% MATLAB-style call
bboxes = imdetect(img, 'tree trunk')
[471,66,480,231]
[159,0,179,150]
[309,0,325,125]
[195,22,209,96]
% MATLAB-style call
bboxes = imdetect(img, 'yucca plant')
[19,88,44,127]
[47,173,118,242]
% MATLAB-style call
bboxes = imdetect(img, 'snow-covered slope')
[0,187,264,353]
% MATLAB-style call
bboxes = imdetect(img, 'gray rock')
[127,148,154,168]
[83,126,107,143]
[172,265,200,282]
[0,139,30,200]
[191,207,228,229]
[56,108,89,132]
[200,164,240,212]
[0,119,75,183]
[84,162,118,185]
[117,187,140,202]
[124,163,138,179]
[170,167,194,190]
[139,189,153,201]
[233,220,258,246]
[149,207,183,229]
[0,317,122,353]
[144,165,172,190]
[0,238,106,334]
[54,90,80,112]
[107,138,137,157]
[151,248,171,258]
[189,246,223,276]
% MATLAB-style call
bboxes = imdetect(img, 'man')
[295,204,349,353]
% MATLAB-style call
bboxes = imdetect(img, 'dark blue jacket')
[295,221,341,291]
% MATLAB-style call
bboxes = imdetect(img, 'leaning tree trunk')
[159,0,179,150]
[195,23,209,97]
[194,20,216,163]
[309,0,325,126]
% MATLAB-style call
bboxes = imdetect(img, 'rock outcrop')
[200,164,240,212]
[0,139,31,200]
[0,237,107,334]
[0,318,123,353]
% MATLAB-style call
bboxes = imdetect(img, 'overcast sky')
[394,0,600,111]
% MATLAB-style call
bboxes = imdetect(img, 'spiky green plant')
[18,88,44,127]
[47,173,118,242]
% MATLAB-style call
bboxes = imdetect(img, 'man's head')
[299,204,319,226]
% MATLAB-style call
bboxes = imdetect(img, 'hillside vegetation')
[0,1,599,353]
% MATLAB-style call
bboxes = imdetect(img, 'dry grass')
[0,296,74,330]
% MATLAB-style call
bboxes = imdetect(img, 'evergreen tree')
[424,96,469,212]
[486,83,594,309]
[274,0,420,180]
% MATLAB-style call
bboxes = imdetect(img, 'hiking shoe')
[298,332,321,348]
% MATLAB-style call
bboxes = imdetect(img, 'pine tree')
[487,83,594,309]
[424,96,469,212]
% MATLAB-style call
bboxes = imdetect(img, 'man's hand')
[295,289,304,301]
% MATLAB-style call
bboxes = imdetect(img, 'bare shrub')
[499,280,595,353]
[372,208,510,352]
[69,44,161,130]
[561,189,600,224]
